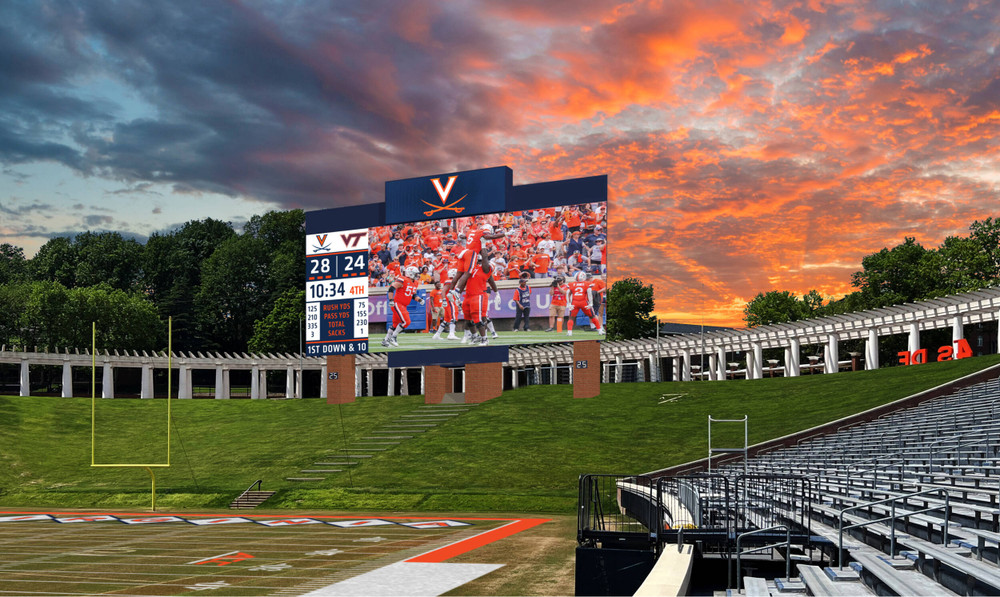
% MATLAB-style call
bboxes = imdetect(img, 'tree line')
[743,217,1000,327]
[0,210,305,354]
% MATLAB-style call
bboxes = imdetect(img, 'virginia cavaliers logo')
[312,234,331,252]
[422,176,467,217]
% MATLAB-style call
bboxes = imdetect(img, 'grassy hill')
[2,353,999,513]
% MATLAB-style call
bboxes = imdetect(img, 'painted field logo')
[423,175,467,217]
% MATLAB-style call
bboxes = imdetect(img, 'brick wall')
[465,362,503,403]
[573,340,601,399]
[423,365,449,404]
[325,354,356,404]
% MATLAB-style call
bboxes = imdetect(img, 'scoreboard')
[304,228,369,355]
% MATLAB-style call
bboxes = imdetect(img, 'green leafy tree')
[937,235,993,293]
[850,237,937,308]
[72,231,143,291]
[30,237,78,287]
[195,234,270,352]
[606,277,656,340]
[249,289,305,354]
[141,218,235,350]
[244,210,305,301]
[744,290,806,327]
[0,281,162,351]
[968,217,1000,283]
[0,243,27,285]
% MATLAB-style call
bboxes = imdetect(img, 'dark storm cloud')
[0,0,508,207]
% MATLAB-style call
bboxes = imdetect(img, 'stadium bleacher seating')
[581,374,1000,595]
[684,376,1000,595]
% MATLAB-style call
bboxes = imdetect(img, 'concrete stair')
[286,404,478,483]
[229,489,275,509]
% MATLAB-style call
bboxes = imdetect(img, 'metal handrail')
[732,525,790,590]
[231,479,263,508]
[837,488,951,569]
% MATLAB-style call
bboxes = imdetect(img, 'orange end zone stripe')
[405,518,549,563]
[0,510,523,521]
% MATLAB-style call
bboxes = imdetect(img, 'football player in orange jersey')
[432,267,461,340]
[381,266,425,348]
[461,252,498,346]
[564,271,605,336]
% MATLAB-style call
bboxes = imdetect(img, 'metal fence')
[578,474,660,550]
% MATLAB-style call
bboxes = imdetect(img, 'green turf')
[1,354,998,513]
[368,326,603,352]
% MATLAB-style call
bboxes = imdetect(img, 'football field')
[0,511,546,596]
[369,326,604,353]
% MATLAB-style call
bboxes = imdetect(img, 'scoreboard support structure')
[423,366,450,404]
[325,355,356,404]
[573,341,601,399]
[465,362,503,403]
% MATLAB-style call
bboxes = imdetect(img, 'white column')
[179,365,192,399]
[826,333,840,373]
[319,364,327,399]
[401,368,409,396]
[251,366,260,399]
[549,360,557,384]
[672,356,681,381]
[648,353,658,382]
[295,369,303,399]
[366,369,374,396]
[615,355,623,382]
[140,365,153,399]
[716,347,726,381]
[952,315,964,344]
[786,337,801,377]
[707,353,718,381]
[866,328,879,370]
[997,308,1000,353]
[213,367,229,399]
[681,349,692,381]
[20,360,29,397]
[62,362,73,398]
[511,367,519,388]
[387,368,395,395]
[285,367,294,399]
[355,366,362,397]
[745,350,756,380]
[215,365,229,400]
[102,363,114,398]
[908,323,920,355]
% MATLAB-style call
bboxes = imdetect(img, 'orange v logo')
[316,234,328,245]
[431,176,458,204]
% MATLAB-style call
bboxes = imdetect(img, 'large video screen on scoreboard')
[366,200,608,353]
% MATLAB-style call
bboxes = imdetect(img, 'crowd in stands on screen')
[367,203,607,287]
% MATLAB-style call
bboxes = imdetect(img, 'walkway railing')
[837,488,951,568]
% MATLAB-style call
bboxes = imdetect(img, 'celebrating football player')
[381,265,424,348]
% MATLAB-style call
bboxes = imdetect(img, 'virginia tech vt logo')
[422,176,467,217]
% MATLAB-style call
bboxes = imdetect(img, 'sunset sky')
[1,1,998,326]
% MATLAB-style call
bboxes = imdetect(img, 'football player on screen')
[459,249,498,346]
[432,268,461,340]
[381,266,424,348]
[564,271,605,336]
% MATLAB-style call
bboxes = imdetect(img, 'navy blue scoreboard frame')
[305,166,607,367]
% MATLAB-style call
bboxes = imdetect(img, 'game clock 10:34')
[306,280,367,301]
